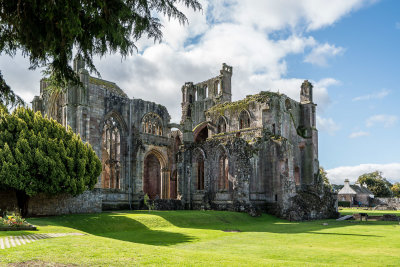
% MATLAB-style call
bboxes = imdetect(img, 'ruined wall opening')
[239,110,250,129]
[196,155,205,190]
[204,85,208,98]
[217,116,227,133]
[170,170,177,199]
[143,153,161,199]
[101,117,121,189]
[215,80,221,95]
[295,166,300,185]
[142,113,163,136]
[194,126,208,143]
[218,154,229,190]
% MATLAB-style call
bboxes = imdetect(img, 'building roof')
[338,180,374,196]
[349,185,373,195]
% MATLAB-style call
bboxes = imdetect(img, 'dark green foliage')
[331,184,344,192]
[357,171,393,197]
[338,201,350,207]
[0,107,102,199]
[0,0,201,106]
[0,71,25,108]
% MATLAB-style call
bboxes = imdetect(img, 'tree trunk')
[16,190,30,217]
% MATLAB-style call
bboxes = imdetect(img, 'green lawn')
[1,209,400,266]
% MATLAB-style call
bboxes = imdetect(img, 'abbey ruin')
[28,58,337,220]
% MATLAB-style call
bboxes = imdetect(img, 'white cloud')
[226,0,377,32]
[327,163,400,184]
[317,115,340,135]
[349,131,369,138]
[352,89,390,101]
[0,0,377,123]
[366,114,398,128]
[304,43,344,66]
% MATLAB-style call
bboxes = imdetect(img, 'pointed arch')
[193,121,210,143]
[217,116,227,133]
[239,109,251,129]
[143,149,168,199]
[193,148,206,190]
[101,110,128,134]
[101,116,122,189]
[217,145,230,191]
[142,112,163,136]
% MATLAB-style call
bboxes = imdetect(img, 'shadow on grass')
[131,210,397,238]
[27,210,400,244]
[30,213,196,246]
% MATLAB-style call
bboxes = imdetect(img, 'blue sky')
[0,0,399,184]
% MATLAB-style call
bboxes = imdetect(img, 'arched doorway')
[143,153,162,199]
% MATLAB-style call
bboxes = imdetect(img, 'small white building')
[338,179,374,206]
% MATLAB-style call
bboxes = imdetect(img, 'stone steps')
[0,233,84,249]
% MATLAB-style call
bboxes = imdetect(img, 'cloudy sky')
[0,0,399,184]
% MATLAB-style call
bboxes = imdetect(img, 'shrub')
[338,201,350,207]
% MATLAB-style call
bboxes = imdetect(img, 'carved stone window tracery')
[101,117,121,189]
[142,113,163,136]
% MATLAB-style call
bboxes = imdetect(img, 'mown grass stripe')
[8,237,15,247]
[12,236,21,246]
[17,236,26,245]
[0,238,4,249]
[4,237,10,248]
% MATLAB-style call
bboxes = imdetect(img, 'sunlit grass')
[1,210,399,266]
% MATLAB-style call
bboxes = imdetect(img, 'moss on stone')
[89,77,128,97]
[205,91,277,116]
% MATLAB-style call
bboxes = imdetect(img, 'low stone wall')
[373,198,400,210]
[139,199,184,210]
[0,190,18,212]
[0,189,102,216]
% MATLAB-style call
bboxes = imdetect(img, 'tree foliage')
[357,171,393,197]
[0,71,25,108]
[0,0,202,106]
[391,183,400,198]
[319,167,332,190]
[0,106,102,214]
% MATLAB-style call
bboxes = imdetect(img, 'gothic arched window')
[197,155,205,190]
[102,117,121,189]
[142,113,163,136]
[218,153,229,190]
[239,110,250,129]
[217,116,227,133]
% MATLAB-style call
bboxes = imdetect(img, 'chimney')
[344,179,350,187]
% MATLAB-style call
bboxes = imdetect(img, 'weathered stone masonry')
[25,58,337,220]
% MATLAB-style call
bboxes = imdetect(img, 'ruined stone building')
[28,58,337,220]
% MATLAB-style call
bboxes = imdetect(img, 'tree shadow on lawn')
[31,213,196,246]
[134,210,397,238]
[29,211,399,245]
